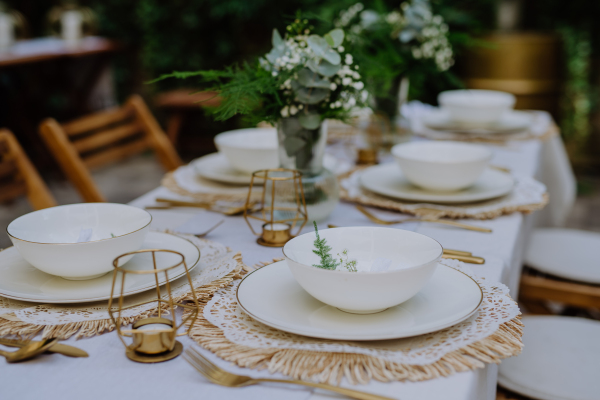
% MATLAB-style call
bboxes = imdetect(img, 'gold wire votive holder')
[243,168,308,247]
[108,249,200,363]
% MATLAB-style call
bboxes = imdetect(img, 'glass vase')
[370,76,412,150]
[277,118,339,222]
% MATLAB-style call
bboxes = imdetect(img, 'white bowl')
[7,203,152,280]
[283,227,442,314]
[214,128,278,173]
[392,141,492,191]
[438,89,516,125]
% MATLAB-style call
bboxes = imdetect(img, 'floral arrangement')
[334,0,454,118]
[153,17,367,130]
[312,222,357,272]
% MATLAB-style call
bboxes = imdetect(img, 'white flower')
[280,106,289,117]
[342,77,352,86]
[353,81,364,90]
[347,97,356,107]
[337,46,345,52]
[345,54,353,65]
[298,104,304,110]
[272,71,278,76]
[290,105,298,115]
[330,83,337,90]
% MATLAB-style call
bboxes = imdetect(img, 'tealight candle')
[136,323,172,332]
[260,222,292,246]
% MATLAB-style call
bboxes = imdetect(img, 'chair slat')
[63,106,133,136]
[520,274,600,309]
[0,158,19,180]
[0,179,27,203]
[72,122,143,153]
[82,138,149,170]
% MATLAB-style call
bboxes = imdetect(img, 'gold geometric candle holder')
[108,249,199,363]
[243,168,308,247]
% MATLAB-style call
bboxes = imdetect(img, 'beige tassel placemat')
[188,258,523,385]
[0,233,246,340]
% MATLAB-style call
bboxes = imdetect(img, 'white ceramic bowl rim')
[282,227,443,275]
[6,203,152,246]
[214,128,278,150]
[439,90,515,108]
[391,142,493,164]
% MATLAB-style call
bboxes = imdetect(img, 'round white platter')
[359,164,514,204]
[526,228,600,284]
[499,316,600,400]
[236,261,482,341]
[0,231,200,303]
[422,109,533,134]
[192,153,344,185]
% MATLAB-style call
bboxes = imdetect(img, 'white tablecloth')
[1,130,575,400]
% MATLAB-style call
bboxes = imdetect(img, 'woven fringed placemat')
[339,167,548,220]
[187,259,524,385]
[162,171,259,203]
[0,234,246,340]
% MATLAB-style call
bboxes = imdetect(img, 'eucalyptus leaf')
[324,29,344,48]
[297,68,330,89]
[272,29,285,50]
[291,80,303,92]
[306,36,341,65]
[283,136,306,156]
[294,87,330,104]
[307,59,340,77]
[298,112,322,129]
[322,48,341,65]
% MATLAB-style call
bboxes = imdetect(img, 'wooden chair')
[39,94,183,203]
[519,229,600,313]
[0,129,57,210]
[154,89,221,144]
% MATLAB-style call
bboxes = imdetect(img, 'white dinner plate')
[236,261,482,341]
[499,316,600,400]
[359,164,514,204]
[192,153,255,185]
[422,109,533,134]
[192,153,345,185]
[526,229,600,284]
[0,232,200,303]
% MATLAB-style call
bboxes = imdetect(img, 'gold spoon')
[0,338,58,363]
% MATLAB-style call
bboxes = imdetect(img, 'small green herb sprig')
[312,222,339,270]
[312,222,357,272]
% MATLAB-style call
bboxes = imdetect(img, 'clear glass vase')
[277,118,339,222]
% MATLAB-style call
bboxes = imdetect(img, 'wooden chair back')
[39,94,182,202]
[0,129,57,210]
[520,268,600,313]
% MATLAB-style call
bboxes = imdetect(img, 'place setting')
[341,140,548,221]
[162,126,352,204]
[188,224,522,385]
[0,202,244,356]
[405,89,557,143]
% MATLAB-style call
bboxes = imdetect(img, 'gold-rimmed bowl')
[7,203,151,280]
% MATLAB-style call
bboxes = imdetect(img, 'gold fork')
[356,205,492,233]
[183,347,395,400]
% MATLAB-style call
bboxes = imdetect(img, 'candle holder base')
[125,341,183,363]
[256,237,288,247]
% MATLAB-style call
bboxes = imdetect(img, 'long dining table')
[2,129,575,400]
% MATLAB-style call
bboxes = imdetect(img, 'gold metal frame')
[108,249,200,363]
[243,168,308,247]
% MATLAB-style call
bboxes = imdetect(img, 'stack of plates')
[191,153,344,186]
[422,109,534,135]
[0,232,201,303]
[359,164,514,204]
[236,261,483,340]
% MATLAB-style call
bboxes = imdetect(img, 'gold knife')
[441,254,485,264]
[0,338,89,358]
